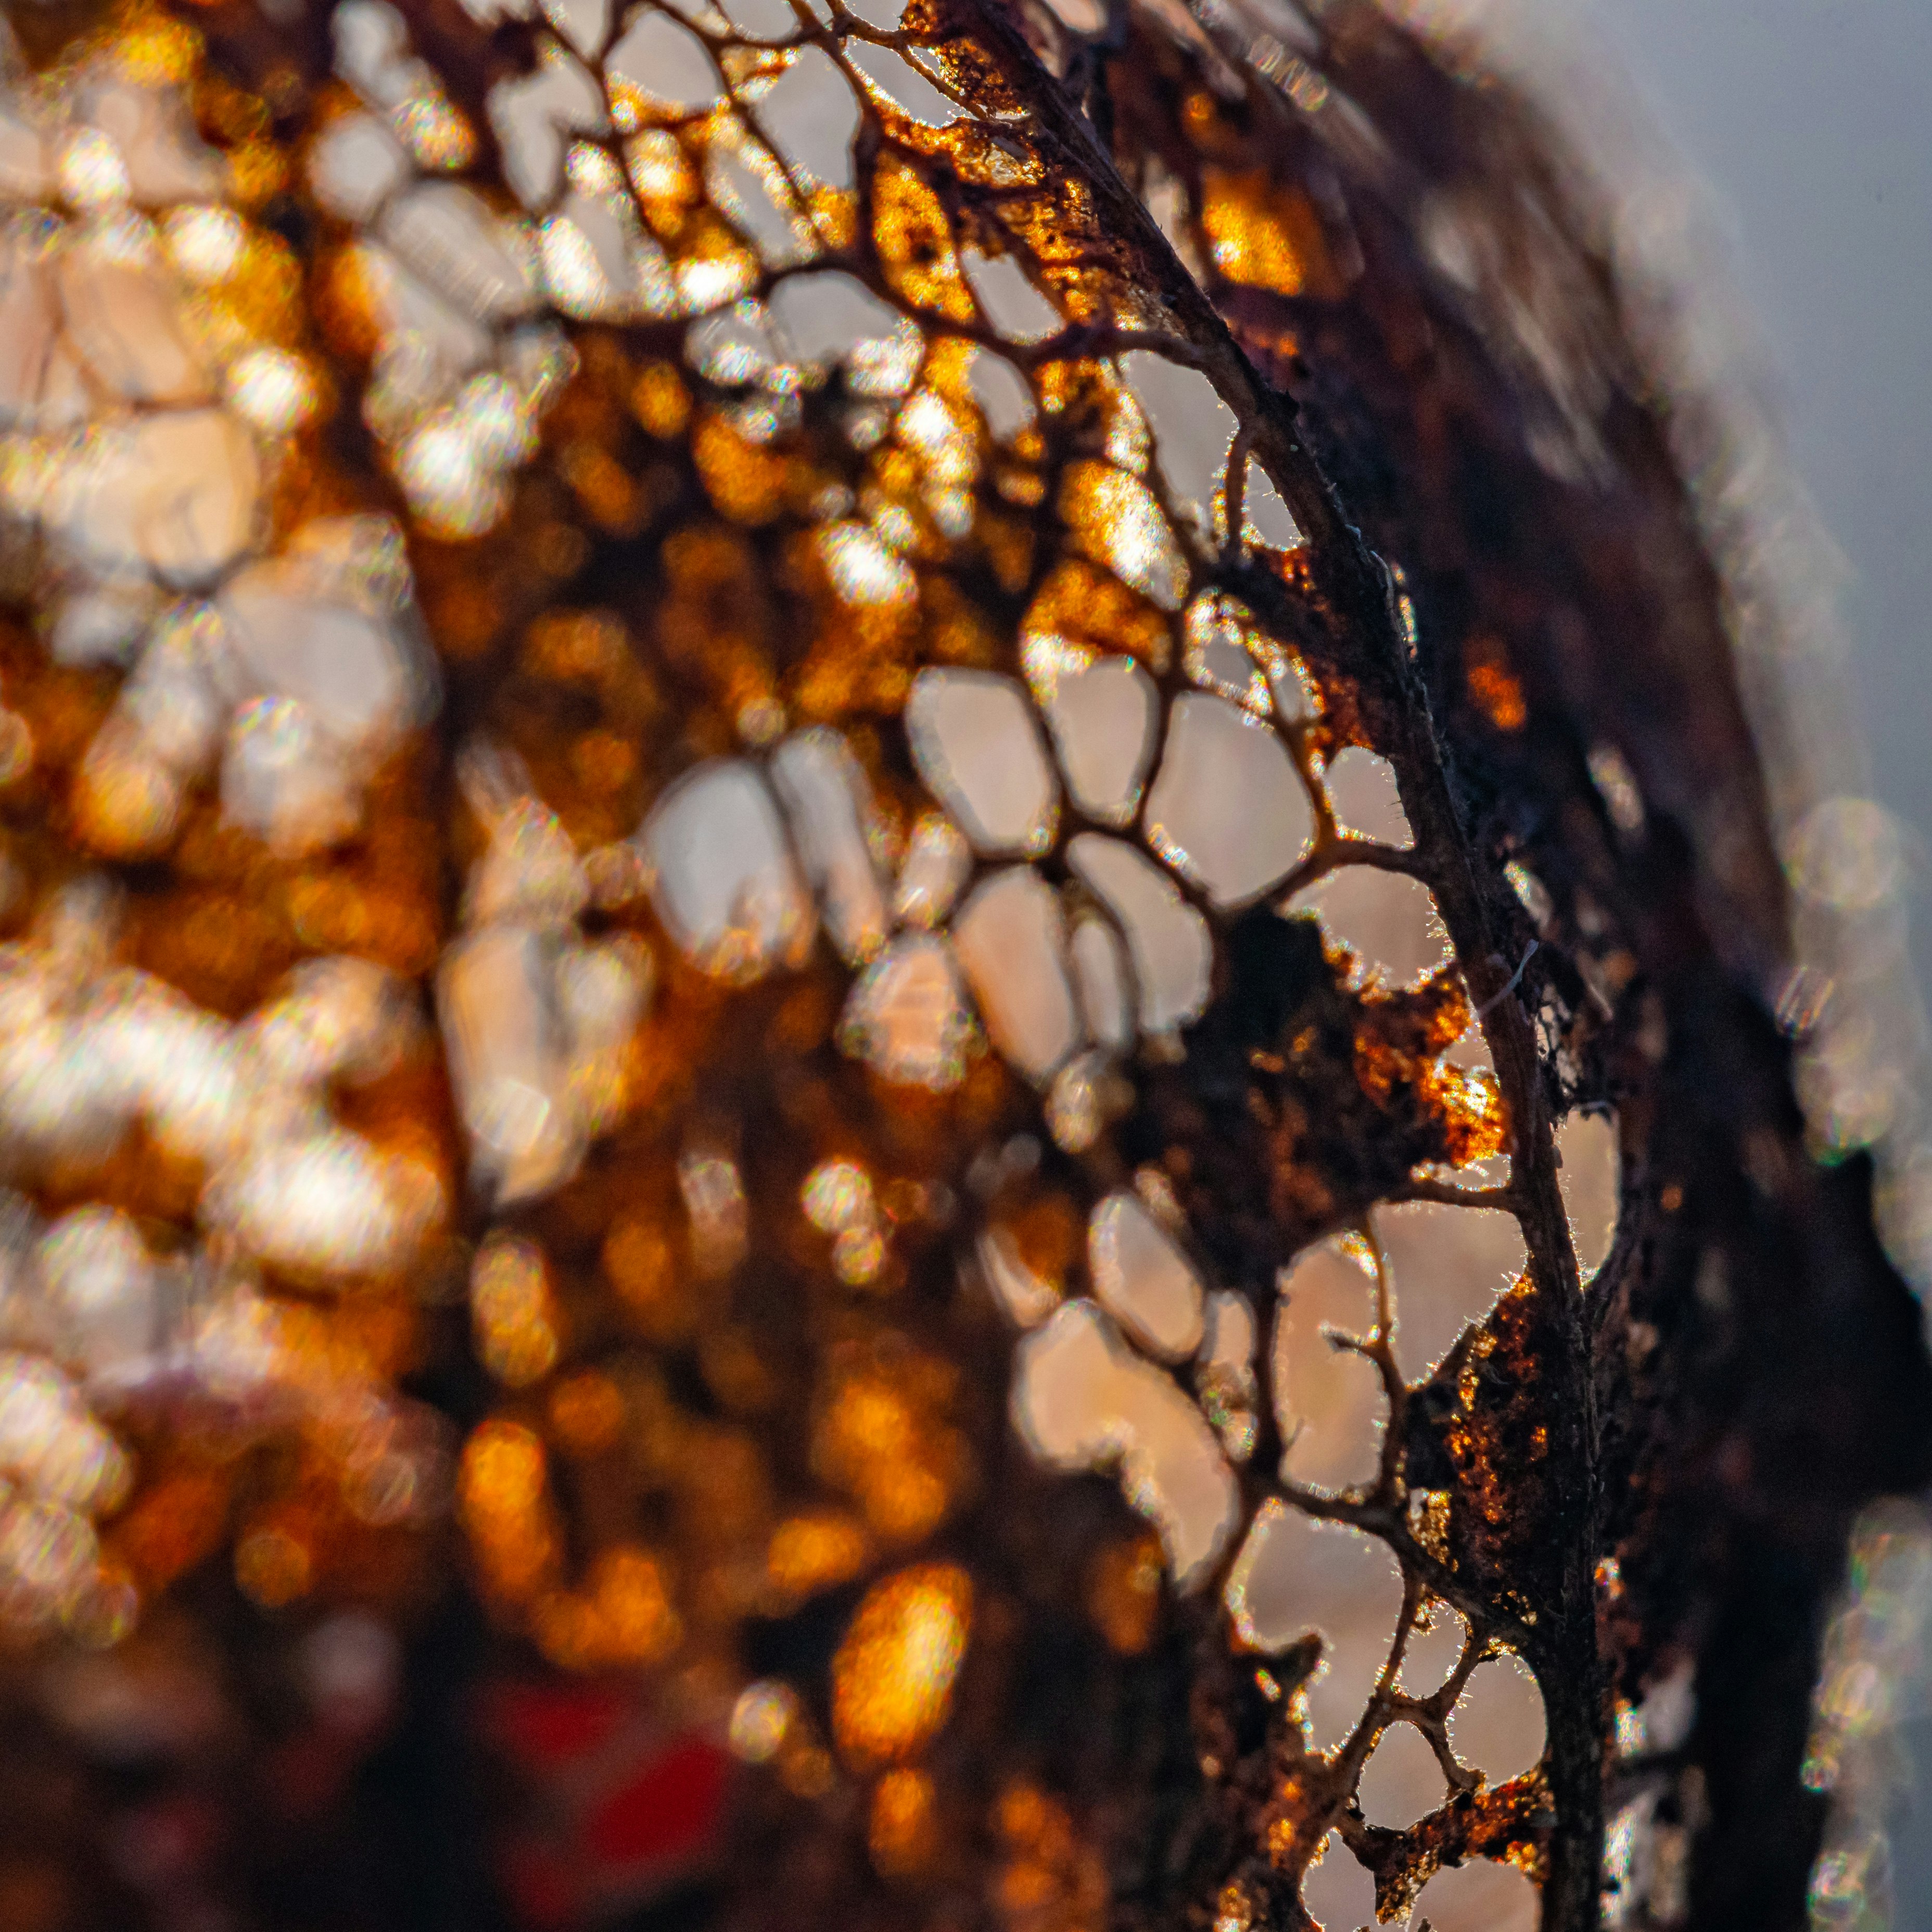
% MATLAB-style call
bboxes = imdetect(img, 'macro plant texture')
[0,2,1923,1930]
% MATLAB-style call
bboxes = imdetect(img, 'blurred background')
[1585,0,1932,1914]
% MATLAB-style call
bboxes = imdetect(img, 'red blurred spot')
[485,1683,627,1769]
[583,1737,728,1871]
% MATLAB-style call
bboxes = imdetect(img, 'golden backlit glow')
[832,1563,973,1768]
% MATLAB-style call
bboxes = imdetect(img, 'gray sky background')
[1586,0,1932,999]
[1583,3,1932,1913]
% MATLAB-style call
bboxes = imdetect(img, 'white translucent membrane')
[47,408,262,587]
[1224,1501,1405,1750]
[1286,869,1450,992]
[961,246,1063,342]
[210,1127,428,1280]
[1557,1109,1620,1283]
[57,237,209,405]
[1374,1202,1528,1380]
[966,349,1035,441]
[1621,1654,1695,1758]
[1447,1653,1546,1780]
[838,932,972,1089]
[1069,834,1211,1037]
[1013,1300,1238,1588]
[905,668,1058,857]
[1045,1048,1113,1155]
[36,1208,157,1386]
[893,813,971,929]
[769,271,910,383]
[1301,1829,1376,1932]
[1243,456,1303,550]
[951,868,1079,1083]
[1274,1238,1384,1492]
[977,1224,1059,1328]
[1088,1190,1205,1361]
[544,0,612,58]
[769,729,888,965]
[1119,351,1237,542]
[707,138,811,271]
[1071,913,1133,1050]
[753,48,861,193]
[607,9,722,113]
[380,182,538,322]
[639,759,814,981]
[1324,746,1413,849]
[1026,649,1158,828]
[1398,1598,1470,1697]
[846,42,958,126]
[0,1350,126,1509]
[488,40,608,210]
[438,925,578,1203]
[1145,695,1313,907]
[1405,1856,1537,1932]
[1358,1718,1447,1827]
[1199,1290,1256,1386]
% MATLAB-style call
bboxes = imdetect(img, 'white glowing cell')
[0,1354,125,1510]
[380,182,537,320]
[1045,1048,1113,1154]
[56,244,210,405]
[838,932,973,1090]
[1071,912,1134,1050]
[438,924,577,1204]
[220,698,358,854]
[771,270,905,372]
[894,814,971,929]
[1557,1109,1620,1284]
[1067,833,1211,1037]
[0,240,59,430]
[770,729,889,965]
[1028,650,1159,829]
[1146,695,1313,907]
[1406,1858,1537,1932]
[952,867,1080,1083]
[225,348,321,436]
[818,522,916,608]
[1399,1600,1470,1697]
[1065,462,1188,611]
[707,139,811,270]
[86,81,222,205]
[847,42,957,125]
[639,760,814,982]
[1183,593,1276,715]
[1373,1201,1528,1380]
[1301,1832,1375,1932]
[1324,747,1412,849]
[37,1207,156,1384]
[977,1225,1059,1328]
[1357,1720,1446,1828]
[1199,1290,1256,1388]
[1010,1299,1239,1590]
[1088,1190,1205,1361]
[1223,1501,1405,1750]
[1120,351,1238,543]
[1288,869,1449,992]
[961,246,1063,343]
[488,42,609,209]
[0,101,52,202]
[606,9,724,113]
[462,789,590,931]
[967,349,1035,440]
[905,669,1058,858]
[1243,457,1302,550]
[250,955,412,1087]
[752,47,861,192]
[214,1128,428,1281]
[308,111,409,221]
[218,560,416,750]
[1447,1653,1546,1781]
[52,408,262,586]
[1274,1237,1385,1493]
